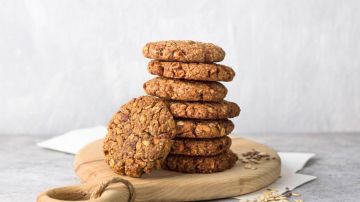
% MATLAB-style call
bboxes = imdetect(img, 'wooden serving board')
[70,137,281,201]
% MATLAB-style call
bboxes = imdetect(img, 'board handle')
[37,177,134,202]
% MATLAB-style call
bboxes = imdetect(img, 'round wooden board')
[74,137,281,201]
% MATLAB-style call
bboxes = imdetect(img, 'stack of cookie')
[143,40,240,173]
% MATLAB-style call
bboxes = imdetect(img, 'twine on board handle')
[90,177,135,202]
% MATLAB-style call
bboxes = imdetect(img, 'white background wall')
[1,0,359,136]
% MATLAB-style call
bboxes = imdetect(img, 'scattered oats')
[255,188,304,202]
[244,163,253,169]
[250,159,260,164]
[239,149,277,170]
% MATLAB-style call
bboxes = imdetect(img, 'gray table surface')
[0,132,359,202]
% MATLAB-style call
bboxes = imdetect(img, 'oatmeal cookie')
[103,96,176,177]
[148,60,235,82]
[164,150,238,173]
[142,40,225,63]
[175,119,234,138]
[170,136,232,156]
[167,100,240,119]
[144,77,227,102]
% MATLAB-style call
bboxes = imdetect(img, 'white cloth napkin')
[37,126,107,154]
[37,126,316,200]
[233,152,316,201]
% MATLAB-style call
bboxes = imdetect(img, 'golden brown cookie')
[164,150,238,173]
[142,40,225,63]
[148,60,235,82]
[103,96,176,177]
[170,136,232,156]
[168,100,240,119]
[175,119,234,138]
[144,77,227,102]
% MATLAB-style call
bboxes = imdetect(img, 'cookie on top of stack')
[143,40,240,173]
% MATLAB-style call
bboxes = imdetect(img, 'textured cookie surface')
[103,96,176,177]
[142,40,225,62]
[175,119,234,138]
[164,150,238,173]
[168,100,240,119]
[170,136,232,156]
[148,60,235,82]
[144,77,227,102]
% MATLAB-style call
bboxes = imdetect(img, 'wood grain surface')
[71,137,281,201]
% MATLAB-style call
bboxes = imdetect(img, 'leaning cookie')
[148,60,235,82]
[164,150,238,173]
[144,77,227,102]
[170,136,232,156]
[167,100,240,119]
[175,119,234,138]
[103,96,176,178]
[143,40,225,63]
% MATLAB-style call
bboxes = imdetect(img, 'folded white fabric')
[37,126,107,154]
[233,152,316,201]
[37,126,316,200]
